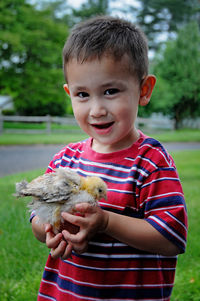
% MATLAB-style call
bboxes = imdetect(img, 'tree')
[151,21,200,128]
[70,0,110,25]
[128,0,200,50]
[0,0,69,116]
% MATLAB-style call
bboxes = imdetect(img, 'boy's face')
[64,55,153,153]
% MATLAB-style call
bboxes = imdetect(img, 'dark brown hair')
[63,15,148,83]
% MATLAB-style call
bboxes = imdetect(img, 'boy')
[32,16,187,300]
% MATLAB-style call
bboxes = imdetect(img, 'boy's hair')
[63,15,148,83]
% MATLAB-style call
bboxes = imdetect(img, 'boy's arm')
[61,203,180,257]
[104,210,180,255]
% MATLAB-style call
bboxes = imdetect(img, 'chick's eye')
[105,88,119,95]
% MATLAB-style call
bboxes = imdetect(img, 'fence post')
[46,115,51,134]
[0,114,3,135]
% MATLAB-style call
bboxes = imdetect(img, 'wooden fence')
[0,114,175,135]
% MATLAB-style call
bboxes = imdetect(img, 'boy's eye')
[77,92,89,98]
[104,88,119,95]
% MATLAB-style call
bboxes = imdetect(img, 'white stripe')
[62,259,176,271]
[108,188,134,194]
[45,266,59,273]
[75,168,142,184]
[142,191,184,206]
[148,215,186,245]
[88,241,127,247]
[137,155,158,169]
[139,143,171,167]
[79,158,131,172]
[166,211,187,232]
[67,145,84,153]
[142,177,179,189]
[59,162,140,184]
[148,191,184,199]
[53,158,61,165]
[75,252,176,260]
[38,292,56,300]
[145,204,185,215]
[99,201,125,210]
[63,156,131,173]
[62,156,148,178]
[125,157,135,162]
[47,165,54,171]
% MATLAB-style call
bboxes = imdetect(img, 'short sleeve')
[141,165,187,253]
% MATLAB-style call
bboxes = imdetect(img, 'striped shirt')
[38,132,187,301]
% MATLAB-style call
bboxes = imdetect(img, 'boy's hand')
[45,224,73,259]
[61,203,109,255]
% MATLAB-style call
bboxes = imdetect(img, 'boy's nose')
[90,99,107,118]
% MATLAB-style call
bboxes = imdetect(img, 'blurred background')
[0,2,200,300]
[0,0,200,130]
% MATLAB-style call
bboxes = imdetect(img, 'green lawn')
[0,132,88,145]
[0,151,199,300]
[0,128,200,145]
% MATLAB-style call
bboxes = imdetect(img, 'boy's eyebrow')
[100,80,124,87]
[70,85,88,91]
[70,80,125,91]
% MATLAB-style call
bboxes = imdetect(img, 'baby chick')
[15,168,107,233]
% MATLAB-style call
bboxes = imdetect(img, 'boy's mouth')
[91,122,114,129]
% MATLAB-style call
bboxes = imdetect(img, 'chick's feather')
[15,167,107,233]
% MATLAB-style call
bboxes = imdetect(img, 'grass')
[0,169,48,301]
[152,128,200,143]
[0,132,88,145]
[0,150,199,300]
[170,151,200,301]
[4,121,81,131]
[0,128,199,145]
[0,122,88,145]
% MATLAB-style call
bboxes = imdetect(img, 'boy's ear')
[139,75,156,106]
[63,84,70,96]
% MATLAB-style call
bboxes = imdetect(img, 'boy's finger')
[61,211,86,226]
[50,240,67,259]
[46,232,63,249]
[75,202,97,213]
[62,229,86,244]
[61,243,73,260]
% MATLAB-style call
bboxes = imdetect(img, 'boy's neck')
[91,128,140,154]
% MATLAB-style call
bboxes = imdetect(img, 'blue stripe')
[141,138,170,161]
[56,160,151,187]
[63,255,176,270]
[146,217,186,253]
[58,153,151,178]
[145,195,186,212]
[62,154,133,170]
[43,270,173,299]
[153,214,186,243]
